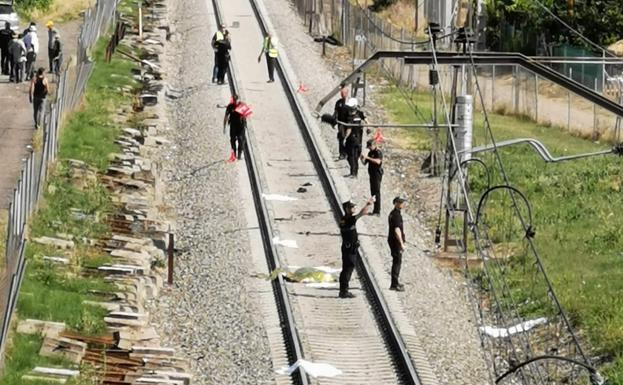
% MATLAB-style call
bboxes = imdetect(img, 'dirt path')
[0,19,81,208]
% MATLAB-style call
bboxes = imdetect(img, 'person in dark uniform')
[339,196,375,298]
[211,23,227,83]
[29,67,48,129]
[223,94,247,160]
[215,30,231,85]
[0,22,12,75]
[343,98,366,178]
[361,140,383,215]
[333,87,349,160]
[388,197,407,291]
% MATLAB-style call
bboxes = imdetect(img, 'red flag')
[234,102,253,118]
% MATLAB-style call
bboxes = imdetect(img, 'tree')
[484,0,623,53]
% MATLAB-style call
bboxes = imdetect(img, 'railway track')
[209,0,439,384]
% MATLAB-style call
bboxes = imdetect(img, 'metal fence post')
[593,78,598,140]
[534,74,539,122]
[491,64,495,110]
[568,68,572,131]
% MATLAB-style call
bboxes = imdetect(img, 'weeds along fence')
[0,0,119,368]
[289,0,623,141]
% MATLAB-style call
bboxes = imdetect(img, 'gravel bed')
[259,0,492,384]
[148,0,276,383]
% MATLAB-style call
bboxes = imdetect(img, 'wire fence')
[0,0,118,369]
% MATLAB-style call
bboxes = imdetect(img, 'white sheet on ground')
[273,236,298,248]
[276,359,342,378]
[262,193,298,201]
[480,317,547,338]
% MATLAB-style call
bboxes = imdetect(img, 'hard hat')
[345,97,358,108]
[46,21,54,28]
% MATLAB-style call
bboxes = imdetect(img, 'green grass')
[0,25,137,383]
[59,39,136,171]
[382,86,623,382]
[1,334,73,385]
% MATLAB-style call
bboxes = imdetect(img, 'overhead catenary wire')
[467,46,592,368]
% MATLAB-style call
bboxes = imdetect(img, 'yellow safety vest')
[215,31,224,41]
[263,37,278,58]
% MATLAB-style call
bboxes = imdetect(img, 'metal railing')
[0,0,119,369]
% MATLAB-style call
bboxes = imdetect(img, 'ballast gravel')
[149,0,276,384]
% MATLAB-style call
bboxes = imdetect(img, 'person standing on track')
[46,21,58,73]
[29,67,48,129]
[0,22,12,76]
[223,94,247,161]
[387,196,407,291]
[215,30,231,85]
[333,87,349,160]
[257,32,278,83]
[339,197,375,298]
[361,139,383,215]
[343,98,366,178]
[211,23,227,83]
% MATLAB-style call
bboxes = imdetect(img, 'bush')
[15,0,52,12]
[370,0,398,12]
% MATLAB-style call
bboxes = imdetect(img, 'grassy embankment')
[16,0,93,23]
[0,15,138,385]
[381,88,623,383]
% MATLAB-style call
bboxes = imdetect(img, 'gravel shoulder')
[258,0,492,383]
[149,0,277,383]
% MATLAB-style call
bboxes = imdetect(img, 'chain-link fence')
[0,0,119,369]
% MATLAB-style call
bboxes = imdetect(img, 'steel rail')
[246,0,423,384]
[210,1,310,384]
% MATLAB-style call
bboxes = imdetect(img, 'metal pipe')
[463,137,615,163]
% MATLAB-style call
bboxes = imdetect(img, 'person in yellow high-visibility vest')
[257,33,278,83]
[211,23,227,83]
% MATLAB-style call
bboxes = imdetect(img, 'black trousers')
[48,48,54,72]
[212,52,219,81]
[346,141,361,176]
[216,56,229,83]
[369,173,382,213]
[0,48,9,74]
[337,125,346,157]
[389,245,403,287]
[339,246,358,294]
[265,53,275,81]
[25,52,36,80]
[11,60,22,83]
[33,97,45,127]
[230,131,245,158]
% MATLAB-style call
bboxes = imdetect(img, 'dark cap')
[393,196,407,204]
[366,139,375,148]
[342,200,356,210]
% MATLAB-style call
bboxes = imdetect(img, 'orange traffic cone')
[373,128,385,143]
[297,82,308,93]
